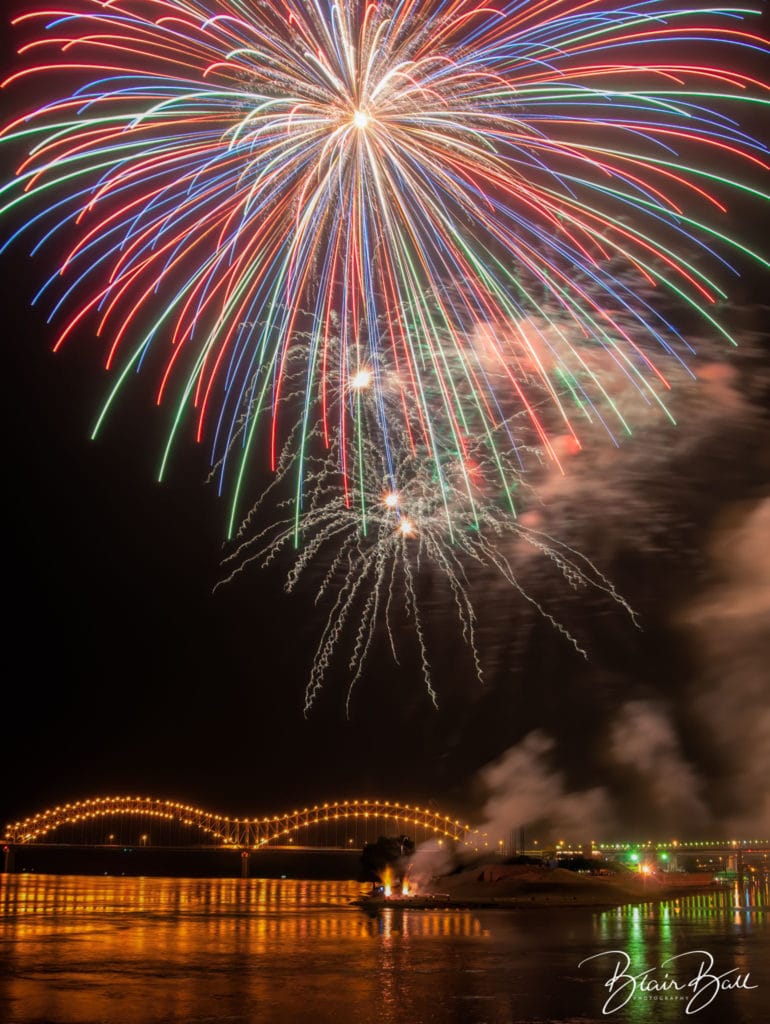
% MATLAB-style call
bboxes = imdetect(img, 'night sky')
[2,4,769,839]
[1,235,518,821]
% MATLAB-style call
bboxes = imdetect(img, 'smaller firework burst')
[218,406,634,712]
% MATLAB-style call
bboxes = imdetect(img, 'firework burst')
[218,374,635,711]
[1,0,769,531]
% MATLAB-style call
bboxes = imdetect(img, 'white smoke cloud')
[681,497,770,833]
[407,837,456,889]
[473,326,770,844]
[477,497,770,843]
[609,700,711,830]
[478,730,613,843]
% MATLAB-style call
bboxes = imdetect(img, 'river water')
[0,874,768,1023]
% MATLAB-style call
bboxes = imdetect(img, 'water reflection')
[0,875,490,941]
[588,879,770,1024]
[1,874,367,916]
[596,875,770,943]
[0,874,768,1024]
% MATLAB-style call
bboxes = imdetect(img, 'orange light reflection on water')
[0,875,491,1024]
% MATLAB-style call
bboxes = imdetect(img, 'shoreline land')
[355,864,720,910]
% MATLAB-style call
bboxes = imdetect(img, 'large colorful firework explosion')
[2,0,768,532]
[2,0,769,702]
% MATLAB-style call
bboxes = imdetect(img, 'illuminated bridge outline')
[3,796,485,850]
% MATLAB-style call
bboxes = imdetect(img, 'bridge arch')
[3,796,485,850]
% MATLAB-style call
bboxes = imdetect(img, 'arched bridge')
[3,796,485,851]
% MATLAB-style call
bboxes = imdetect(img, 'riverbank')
[354,864,718,910]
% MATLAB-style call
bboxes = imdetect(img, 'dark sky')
[1,240,536,823]
[3,269,767,839]
[1,3,769,838]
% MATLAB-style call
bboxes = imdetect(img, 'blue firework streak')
[0,0,768,535]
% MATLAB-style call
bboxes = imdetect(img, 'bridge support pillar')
[3,845,14,873]
[240,850,250,879]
